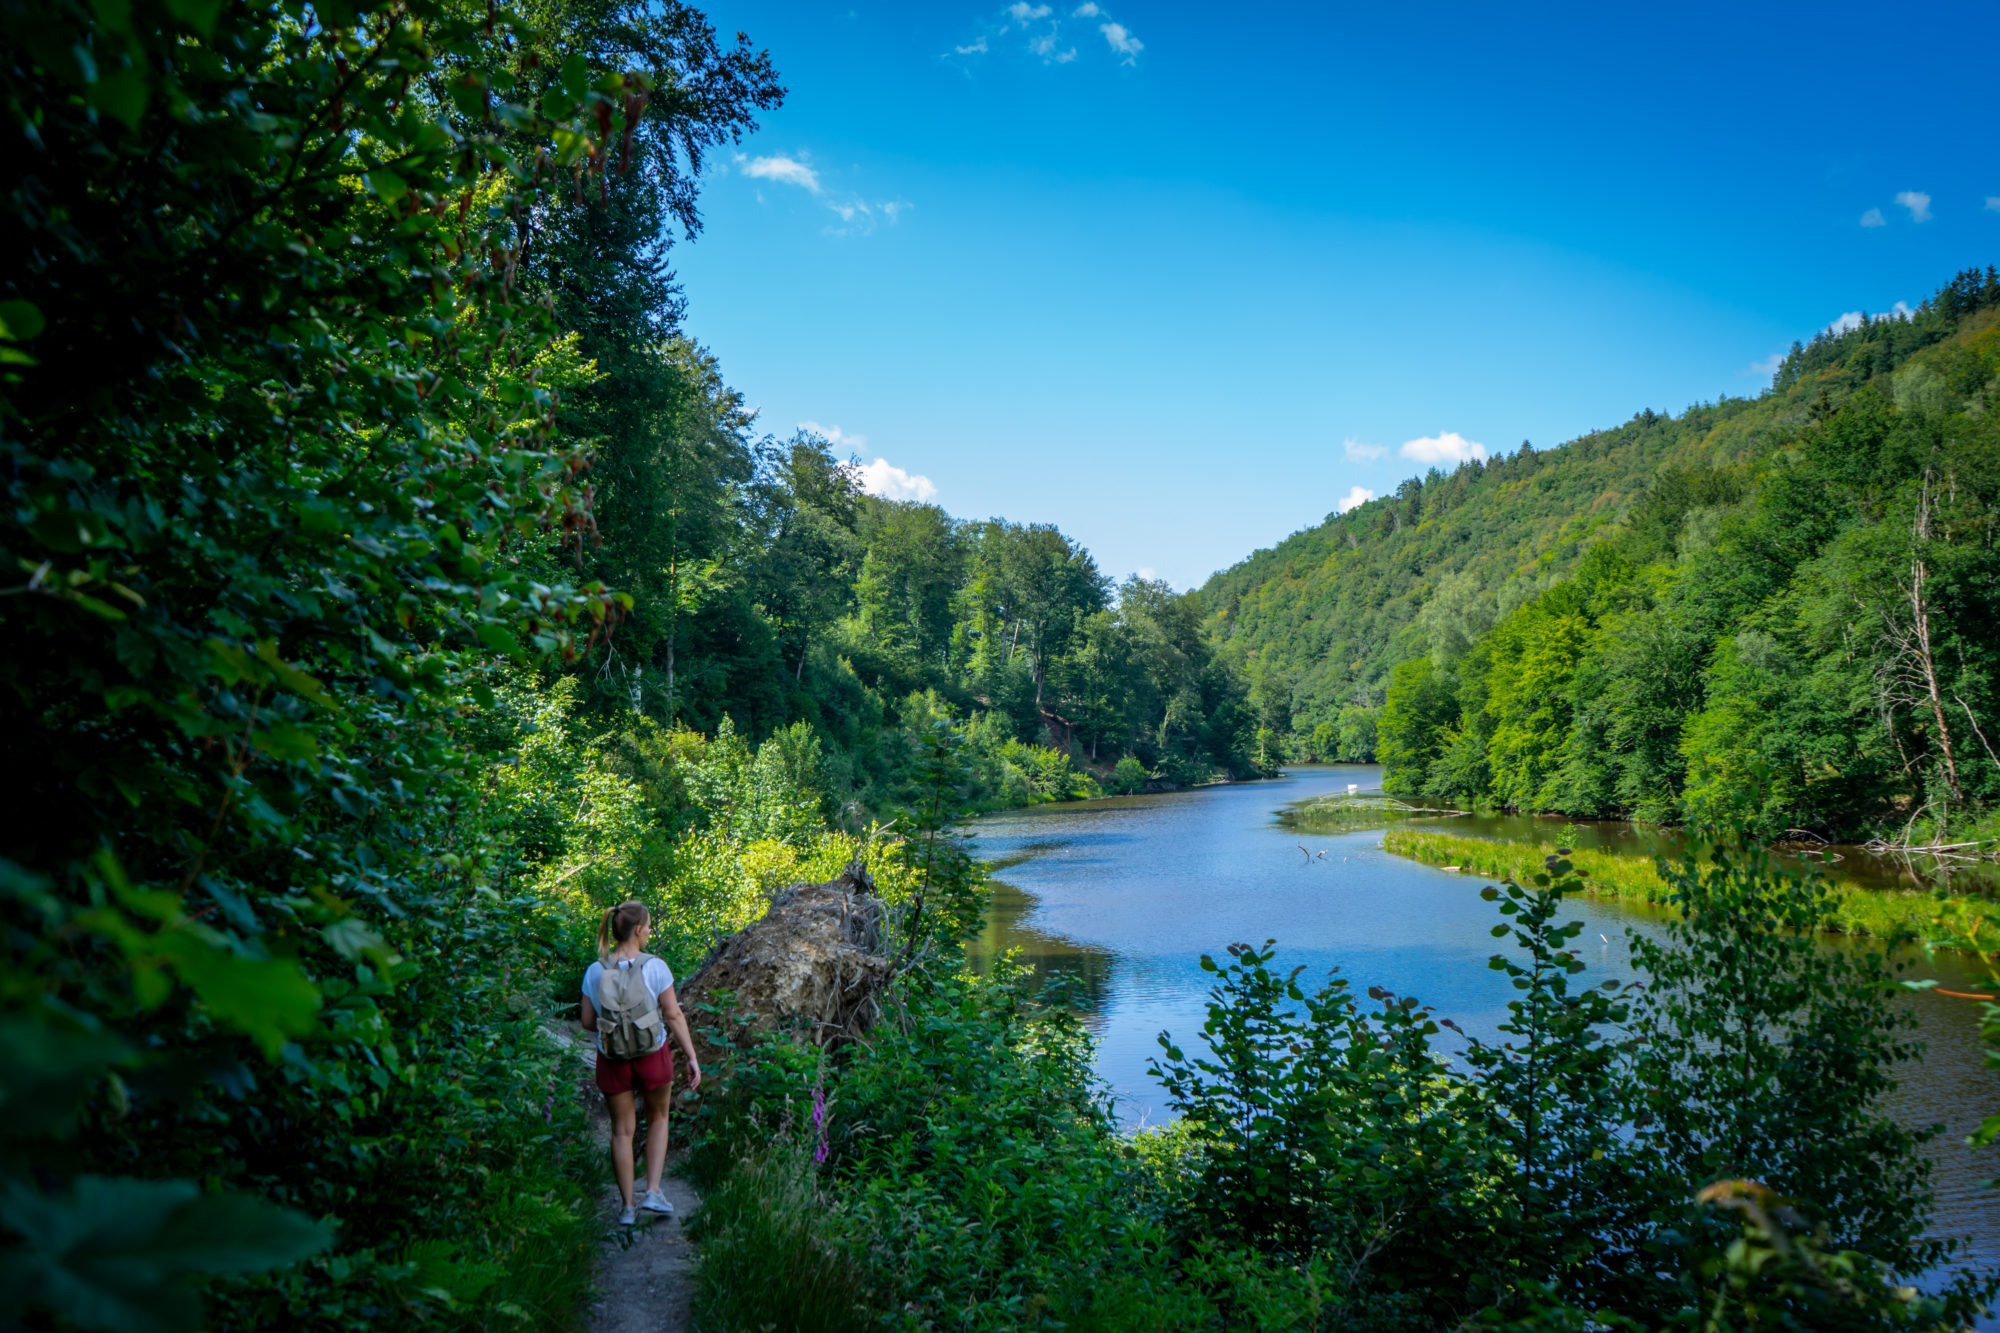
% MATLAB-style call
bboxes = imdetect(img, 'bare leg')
[605,1089,638,1209]
[642,1083,671,1195]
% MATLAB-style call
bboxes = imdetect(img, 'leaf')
[30,508,107,553]
[0,300,46,341]
[162,0,222,36]
[560,52,589,100]
[366,169,408,204]
[255,643,331,706]
[0,1176,328,1333]
[86,66,149,129]
[252,722,319,762]
[144,1190,332,1274]
[294,499,342,536]
[321,918,399,976]
[207,638,253,684]
[153,935,320,1055]
[0,1014,132,1142]
[67,593,128,621]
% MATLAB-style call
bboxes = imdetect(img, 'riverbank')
[1382,828,2000,945]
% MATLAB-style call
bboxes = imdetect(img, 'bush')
[1108,755,1151,795]
[688,841,1999,1331]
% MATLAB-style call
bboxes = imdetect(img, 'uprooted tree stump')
[676,862,896,1096]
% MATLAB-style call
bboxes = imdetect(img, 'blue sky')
[669,0,2000,589]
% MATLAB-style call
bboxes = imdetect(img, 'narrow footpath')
[553,1021,704,1333]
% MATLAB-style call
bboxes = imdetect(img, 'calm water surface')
[968,764,2000,1303]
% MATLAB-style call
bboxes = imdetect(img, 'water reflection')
[967,764,2000,1312]
[1283,798,2000,898]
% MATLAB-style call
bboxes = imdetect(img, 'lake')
[967,763,2000,1306]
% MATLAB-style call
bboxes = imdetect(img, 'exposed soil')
[550,1020,704,1333]
[585,1170,701,1333]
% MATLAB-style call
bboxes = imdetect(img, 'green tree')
[1377,657,1459,792]
[0,0,779,1322]
[754,432,864,684]
[1627,848,1972,1304]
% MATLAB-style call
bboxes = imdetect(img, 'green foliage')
[1152,941,1493,1316]
[1458,859,1649,1304]
[1628,848,1956,1283]
[1213,271,2000,843]
[1109,755,1152,795]
[692,830,1992,1330]
[0,0,785,1322]
[0,1176,329,1333]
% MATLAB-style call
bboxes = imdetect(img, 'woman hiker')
[580,901,703,1226]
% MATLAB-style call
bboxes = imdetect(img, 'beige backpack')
[597,955,664,1059]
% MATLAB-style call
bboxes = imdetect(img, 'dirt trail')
[550,1021,703,1333]
[586,1170,700,1333]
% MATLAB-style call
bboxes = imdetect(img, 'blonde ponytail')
[596,900,650,962]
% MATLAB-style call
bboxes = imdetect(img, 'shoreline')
[1381,828,2000,949]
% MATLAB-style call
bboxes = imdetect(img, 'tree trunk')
[1907,473,1962,804]
[1909,550,1963,804]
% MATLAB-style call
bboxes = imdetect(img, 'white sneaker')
[618,1203,637,1226]
[641,1187,674,1216]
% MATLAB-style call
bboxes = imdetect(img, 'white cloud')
[1029,31,1076,61]
[854,458,938,502]
[1860,207,1885,228]
[1895,190,1932,223]
[1134,564,1157,580]
[1398,431,1488,465]
[1342,436,1388,461]
[972,1,1133,67]
[1336,486,1375,514]
[1822,301,1913,338]
[742,154,821,193]
[1100,20,1142,60]
[822,196,909,236]
[799,420,868,450]
[1987,196,2000,213]
[1747,351,1786,379]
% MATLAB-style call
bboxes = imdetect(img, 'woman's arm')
[658,987,703,1089]
[580,995,599,1033]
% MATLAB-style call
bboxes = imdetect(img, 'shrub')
[1109,755,1151,795]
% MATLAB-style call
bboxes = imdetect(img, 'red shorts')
[594,1043,675,1097]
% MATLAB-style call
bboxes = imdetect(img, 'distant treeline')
[570,399,1267,809]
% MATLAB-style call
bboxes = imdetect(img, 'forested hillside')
[1207,269,2000,840]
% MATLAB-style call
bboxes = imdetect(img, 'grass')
[687,1137,870,1333]
[1381,828,2000,945]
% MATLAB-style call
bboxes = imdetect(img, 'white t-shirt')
[581,954,674,1055]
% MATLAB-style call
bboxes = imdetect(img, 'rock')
[676,862,895,1086]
